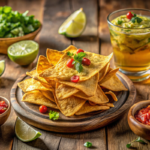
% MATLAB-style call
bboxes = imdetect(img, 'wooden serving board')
[10,71,136,133]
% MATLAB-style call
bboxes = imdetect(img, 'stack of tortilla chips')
[18,45,128,117]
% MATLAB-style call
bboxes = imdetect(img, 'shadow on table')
[26,138,49,150]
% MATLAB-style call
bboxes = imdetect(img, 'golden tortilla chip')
[54,84,86,116]
[46,48,64,66]
[26,70,54,90]
[36,55,52,74]
[22,91,58,109]
[75,102,110,115]
[99,68,128,91]
[40,90,55,102]
[56,84,79,100]
[40,45,113,81]
[59,73,99,97]
[18,78,51,93]
[62,45,78,52]
[105,91,118,101]
[99,63,110,82]
[89,101,114,107]
[75,85,109,104]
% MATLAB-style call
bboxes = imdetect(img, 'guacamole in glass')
[108,9,150,80]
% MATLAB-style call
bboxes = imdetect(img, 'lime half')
[0,60,5,76]
[15,117,41,142]
[8,40,39,66]
[58,8,86,38]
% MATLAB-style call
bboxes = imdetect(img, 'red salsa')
[135,105,150,125]
[0,101,8,114]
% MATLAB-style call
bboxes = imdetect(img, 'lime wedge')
[58,8,86,38]
[15,117,41,142]
[8,40,39,66]
[0,60,5,76]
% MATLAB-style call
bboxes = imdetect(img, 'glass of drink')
[107,9,150,82]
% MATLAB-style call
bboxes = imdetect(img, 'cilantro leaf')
[126,143,131,148]
[67,51,74,57]
[49,110,59,120]
[75,62,83,73]
[84,142,92,148]
[74,52,86,63]
[135,137,147,144]
[117,20,122,25]
[131,17,142,23]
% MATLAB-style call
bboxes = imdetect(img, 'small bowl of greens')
[0,6,42,54]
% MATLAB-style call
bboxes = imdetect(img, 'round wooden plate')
[11,71,136,133]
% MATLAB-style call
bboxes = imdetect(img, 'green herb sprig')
[126,137,147,148]
[49,110,59,120]
[67,52,86,73]
[131,13,142,23]
[117,20,123,25]
[84,142,92,148]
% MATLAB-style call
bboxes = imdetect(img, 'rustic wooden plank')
[39,0,72,56]
[0,0,44,150]
[72,0,99,54]
[99,0,150,149]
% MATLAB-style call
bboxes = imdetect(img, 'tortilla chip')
[18,78,51,93]
[56,84,79,100]
[59,73,99,96]
[22,91,58,109]
[99,68,128,91]
[46,48,64,66]
[40,90,55,102]
[36,55,52,74]
[40,45,113,81]
[89,101,114,107]
[26,70,53,89]
[99,63,110,82]
[75,85,109,104]
[105,91,118,101]
[62,45,78,53]
[75,102,110,115]
[55,96,86,117]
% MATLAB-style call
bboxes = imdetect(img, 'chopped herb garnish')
[74,62,83,73]
[49,110,59,120]
[117,20,123,25]
[84,142,92,148]
[126,137,147,149]
[74,52,86,63]
[131,16,142,23]
[67,51,74,57]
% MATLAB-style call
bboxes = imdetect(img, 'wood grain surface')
[0,0,150,149]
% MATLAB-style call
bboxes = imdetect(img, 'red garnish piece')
[39,105,47,113]
[0,101,8,108]
[71,75,79,83]
[77,49,84,54]
[126,12,133,19]
[66,58,74,68]
[82,58,91,66]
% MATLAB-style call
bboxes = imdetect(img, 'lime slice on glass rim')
[58,8,86,38]
[15,117,41,142]
[8,40,39,66]
[0,60,5,76]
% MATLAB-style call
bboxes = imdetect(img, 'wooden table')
[1,0,150,149]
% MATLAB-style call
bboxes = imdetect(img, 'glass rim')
[107,8,150,30]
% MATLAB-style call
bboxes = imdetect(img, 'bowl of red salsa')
[0,96,11,126]
[128,100,150,140]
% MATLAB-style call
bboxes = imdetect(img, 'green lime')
[8,40,39,66]
[58,8,86,38]
[0,60,5,76]
[15,117,41,142]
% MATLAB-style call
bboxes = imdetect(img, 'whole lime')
[8,40,39,66]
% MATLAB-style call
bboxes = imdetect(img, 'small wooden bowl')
[128,100,150,140]
[0,25,42,54]
[0,96,11,126]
